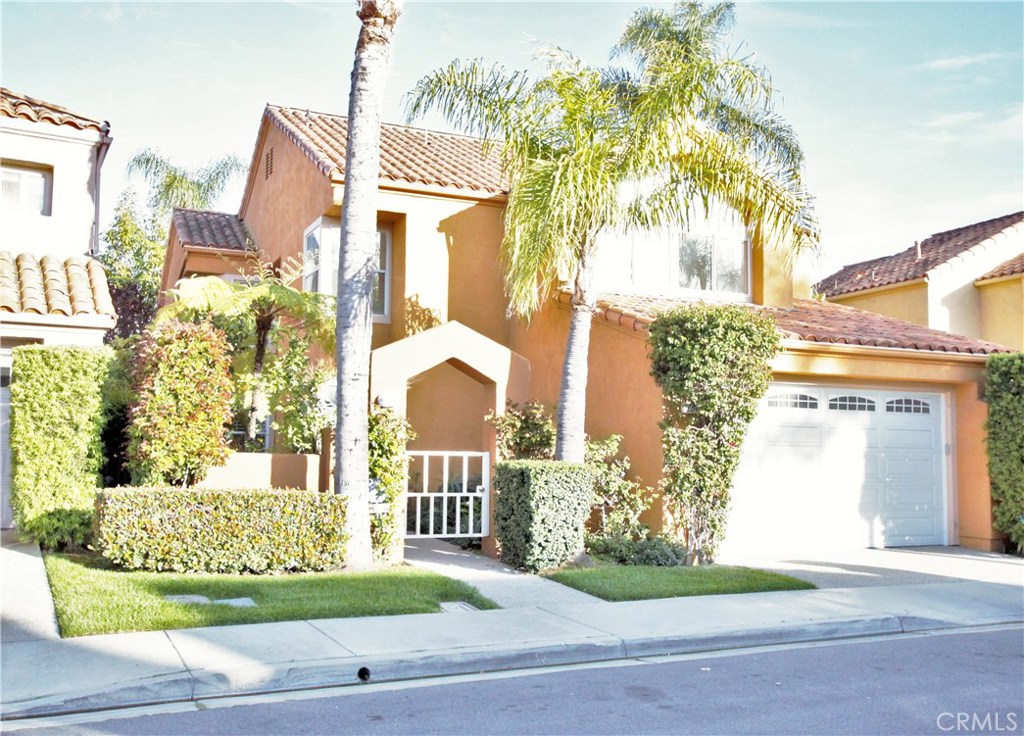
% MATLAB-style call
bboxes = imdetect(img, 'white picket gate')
[405,451,489,538]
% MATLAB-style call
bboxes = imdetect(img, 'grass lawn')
[545,564,815,602]
[44,552,498,638]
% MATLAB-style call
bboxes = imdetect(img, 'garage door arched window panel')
[828,395,876,412]
[767,393,818,409]
[886,398,931,415]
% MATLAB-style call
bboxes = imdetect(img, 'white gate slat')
[405,451,489,539]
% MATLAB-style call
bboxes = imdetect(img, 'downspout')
[90,121,113,256]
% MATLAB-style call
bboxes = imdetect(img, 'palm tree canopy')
[128,149,245,216]
[406,0,817,318]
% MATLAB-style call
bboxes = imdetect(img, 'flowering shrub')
[127,320,234,486]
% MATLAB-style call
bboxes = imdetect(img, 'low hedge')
[493,461,595,572]
[95,488,347,573]
[985,353,1024,551]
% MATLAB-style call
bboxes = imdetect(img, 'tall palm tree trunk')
[555,244,596,463]
[336,0,402,570]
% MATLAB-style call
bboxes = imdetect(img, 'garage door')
[1,385,12,529]
[721,384,948,557]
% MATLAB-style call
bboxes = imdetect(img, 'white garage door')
[721,384,948,557]
[1,385,12,529]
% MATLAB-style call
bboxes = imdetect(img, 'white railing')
[405,451,489,538]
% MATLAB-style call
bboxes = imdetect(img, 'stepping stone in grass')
[164,595,213,605]
[213,597,257,608]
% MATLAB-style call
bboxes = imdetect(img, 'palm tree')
[406,1,816,463]
[335,0,403,570]
[157,255,335,445]
[127,149,245,217]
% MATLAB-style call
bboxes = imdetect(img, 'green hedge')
[10,345,113,550]
[985,353,1024,551]
[493,461,595,571]
[95,487,347,573]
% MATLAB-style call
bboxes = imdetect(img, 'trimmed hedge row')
[10,345,113,550]
[493,461,595,572]
[985,353,1024,551]
[95,488,347,573]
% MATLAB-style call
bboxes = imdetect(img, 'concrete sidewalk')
[2,537,1022,721]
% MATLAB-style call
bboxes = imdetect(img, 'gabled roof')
[976,253,1024,283]
[577,291,1010,356]
[816,211,1024,298]
[172,208,255,251]
[0,251,115,320]
[0,87,108,133]
[264,105,505,195]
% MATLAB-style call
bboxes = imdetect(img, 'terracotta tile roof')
[579,291,1011,355]
[0,251,115,318]
[266,105,505,195]
[172,209,255,251]
[0,87,107,132]
[976,253,1024,283]
[816,211,1024,298]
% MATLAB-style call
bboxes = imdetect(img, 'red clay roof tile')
[976,253,1024,283]
[1,87,107,132]
[816,211,1024,298]
[0,251,116,319]
[266,105,505,195]
[172,208,255,251]
[582,291,1010,355]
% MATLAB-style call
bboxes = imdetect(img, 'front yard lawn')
[546,564,814,602]
[44,552,498,638]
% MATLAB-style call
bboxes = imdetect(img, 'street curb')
[2,614,922,720]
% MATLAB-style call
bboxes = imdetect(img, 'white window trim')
[374,226,392,324]
[302,218,392,323]
[1,161,54,217]
[667,228,753,303]
[302,219,322,294]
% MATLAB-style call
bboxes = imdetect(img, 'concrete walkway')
[0,530,59,643]
[2,533,1022,721]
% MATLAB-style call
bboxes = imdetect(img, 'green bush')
[127,319,234,486]
[10,345,113,550]
[586,435,653,540]
[95,487,347,573]
[586,535,687,567]
[648,304,781,564]
[985,353,1024,552]
[368,404,415,563]
[493,461,595,571]
[486,401,556,460]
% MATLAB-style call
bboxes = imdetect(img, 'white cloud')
[921,111,986,128]
[920,52,1013,71]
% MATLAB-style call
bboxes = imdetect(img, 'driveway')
[717,546,1024,589]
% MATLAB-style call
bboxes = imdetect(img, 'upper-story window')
[303,218,391,322]
[1,161,53,217]
[593,203,750,301]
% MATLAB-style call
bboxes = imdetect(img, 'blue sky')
[4,1,1022,278]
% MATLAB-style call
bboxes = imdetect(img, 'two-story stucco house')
[816,212,1024,351]
[161,103,1012,558]
[0,88,119,528]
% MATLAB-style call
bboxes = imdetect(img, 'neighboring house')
[161,103,1011,557]
[816,212,1024,350]
[0,89,118,529]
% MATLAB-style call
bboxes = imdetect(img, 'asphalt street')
[10,626,1022,736]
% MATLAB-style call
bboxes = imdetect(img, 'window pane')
[304,229,320,292]
[372,272,386,315]
[377,230,387,270]
[713,233,747,293]
[677,235,713,290]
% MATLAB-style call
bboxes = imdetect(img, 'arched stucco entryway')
[369,321,529,556]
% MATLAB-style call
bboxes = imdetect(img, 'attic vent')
[265,148,274,179]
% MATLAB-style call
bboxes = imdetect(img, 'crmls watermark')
[936,712,1020,733]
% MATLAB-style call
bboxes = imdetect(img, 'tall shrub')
[9,345,113,549]
[127,320,234,486]
[985,353,1024,552]
[368,404,415,563]
[648,304,781,564]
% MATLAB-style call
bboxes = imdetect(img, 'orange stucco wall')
[199,452,320,490]
[831,282,929,327]
[977,277,1024,351]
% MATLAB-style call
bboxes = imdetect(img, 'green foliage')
[128,149,245,216]
[648,303,781,563]
[95,487,347,573]
[100,337,138,486]
[985,353,1024,552]
[127,320,234,486]
[262,328,333,453]
[586,535,687,567]
[368,405,415,562]
[487,401,556,460]
[585,434,653,539]
[99,190,166,340]
[9,346,113,550]
[493,461,595,571]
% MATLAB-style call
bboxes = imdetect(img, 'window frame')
[302,217,392,323]
[1,161,54,217]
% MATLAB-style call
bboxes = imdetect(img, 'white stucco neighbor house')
[0,88,118,528]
